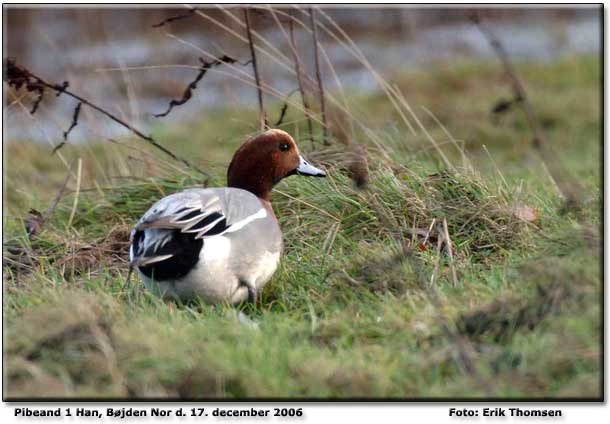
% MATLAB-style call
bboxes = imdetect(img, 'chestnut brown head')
[227,129,325,200]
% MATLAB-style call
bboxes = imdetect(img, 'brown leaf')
[514,205,537,222]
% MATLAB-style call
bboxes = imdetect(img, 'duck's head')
[227,129,326,200]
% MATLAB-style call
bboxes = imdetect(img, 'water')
[3,10,600,144]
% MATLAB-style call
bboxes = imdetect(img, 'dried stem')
[152,8,197,28]
[430,231,443,286]
[471,12,581,210]
[243,8,268,131]
[3,58,207,177]
[43,159,76,222]
[29,87,44,114]
[442,217,458,287]
[23,160,76,239]
[309,8,329,145]
[67,158,83,229]
[53,100,83,154]
[154,55,238,118]
[274,88,300,126]
[288,14,314,146]
[194,7,369,145]
[422,218,437,246]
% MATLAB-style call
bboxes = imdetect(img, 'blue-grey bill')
[296,155,326,177]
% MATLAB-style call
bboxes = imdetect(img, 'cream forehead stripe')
[262,128,298,148]
[262,128,292,139]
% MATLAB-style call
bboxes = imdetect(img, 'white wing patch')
[222,208,267,235]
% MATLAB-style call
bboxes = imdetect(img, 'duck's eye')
[279,142,289,152]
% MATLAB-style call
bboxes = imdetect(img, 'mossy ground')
[3,55,601,398]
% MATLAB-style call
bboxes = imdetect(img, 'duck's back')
[129,187,282,302]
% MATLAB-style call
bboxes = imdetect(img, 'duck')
[129,129,326,304]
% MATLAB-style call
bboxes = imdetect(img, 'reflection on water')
[3,7,600,144]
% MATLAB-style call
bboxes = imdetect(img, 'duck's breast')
[223,203,282,289]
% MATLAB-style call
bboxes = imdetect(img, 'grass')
[3,54,601,398]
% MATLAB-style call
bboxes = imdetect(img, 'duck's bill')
[296,155,326,177]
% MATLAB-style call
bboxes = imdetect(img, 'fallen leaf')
[514,205,537,222]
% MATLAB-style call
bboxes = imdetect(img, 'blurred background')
[3,6,600,143]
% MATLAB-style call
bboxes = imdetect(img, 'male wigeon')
[129,129,326,304]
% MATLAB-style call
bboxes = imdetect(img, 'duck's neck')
[228,178,276,218]
[227,176,273,202]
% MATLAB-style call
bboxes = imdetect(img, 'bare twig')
[51,143,65,155]
[3,58,207,177]
[65,102,83,139]
[309,8,329,145]
[152,8,197,28]
[29,87,44,114]
[54,101,83,153]
[471,12,582,211]
[274,88,299,126]
[243,8,268,131]
[154,55,238,118]
[288,13,314,146]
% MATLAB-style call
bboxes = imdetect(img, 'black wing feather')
[134,211,228,281]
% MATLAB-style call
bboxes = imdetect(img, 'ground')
[2,55,601,398]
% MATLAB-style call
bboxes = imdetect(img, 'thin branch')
[274,88,299,126]
[309,8,329,145]
[3,58,207,177]
[154,55,238,118]
[471,12,582,211]
[152,8,197,28]
[64,101,82,140]
[53,100,82,154]
[51,143,64,155]
[243,8,267,131]
[288,13,314,146]
[29,87,44,114]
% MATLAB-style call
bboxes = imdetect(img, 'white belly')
[250,250,281,289]
[139,235,280,304]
